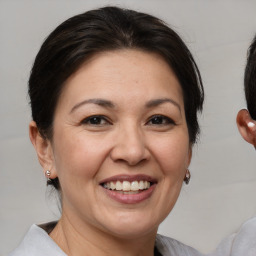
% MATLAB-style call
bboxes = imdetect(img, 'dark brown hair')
[245,35,256,120]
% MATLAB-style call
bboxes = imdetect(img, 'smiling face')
[37,49,191,238]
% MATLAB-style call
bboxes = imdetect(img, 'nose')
[110,124,150,166]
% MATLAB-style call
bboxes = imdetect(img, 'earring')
[184,169,191,185]
[45,170,51,179]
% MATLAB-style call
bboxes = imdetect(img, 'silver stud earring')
[45,170,51,178]
[184,169,191,185]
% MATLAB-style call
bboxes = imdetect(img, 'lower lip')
[101,184,156,204]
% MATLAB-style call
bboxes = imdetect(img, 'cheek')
[52,132,111,183]
[149,132,190,177]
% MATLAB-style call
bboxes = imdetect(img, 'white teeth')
[116,181,122,190]
[103,180,151,191]
[131,181,139,191]
[110,181,115,190]
[123,181,131,191]
[138,181,144,190]
[144,181,150,189]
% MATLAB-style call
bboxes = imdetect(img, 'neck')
[50,212,157,256]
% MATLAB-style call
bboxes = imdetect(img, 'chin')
[100,212,160,239]
[108,223,158,239]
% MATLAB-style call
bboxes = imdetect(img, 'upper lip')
[99,174,157,184]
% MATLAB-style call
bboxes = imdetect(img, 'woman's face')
[48,49,191,238]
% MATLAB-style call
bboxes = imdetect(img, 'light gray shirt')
[8,224,202,256]
[208,216,256,256]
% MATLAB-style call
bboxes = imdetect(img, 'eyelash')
[146,114,175,126]
[81,115,111,126]
[80,114,175,127]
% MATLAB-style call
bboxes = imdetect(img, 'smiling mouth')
[101,180,153,194]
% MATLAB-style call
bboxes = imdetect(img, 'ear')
[29,121,58,179]
[236,109,256,146]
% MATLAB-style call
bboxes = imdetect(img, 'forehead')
[58,49,184,109]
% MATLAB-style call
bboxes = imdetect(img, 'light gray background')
[1,0,256,255]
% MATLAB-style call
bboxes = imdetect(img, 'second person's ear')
[236,109,256,147]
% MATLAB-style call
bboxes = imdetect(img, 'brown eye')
[147,115,175,125]
[82,115,110,126]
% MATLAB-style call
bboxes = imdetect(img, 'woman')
[9,6,204,256]
[209,35,256,256]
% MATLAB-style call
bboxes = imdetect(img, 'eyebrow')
[70,97,181,113]
[145,98,181,112]
[70,98,115,113]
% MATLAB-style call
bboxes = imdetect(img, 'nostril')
[110,143,149,166]
[128,157,148,166]
[117,153,149,166]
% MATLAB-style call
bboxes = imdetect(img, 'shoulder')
[8,224,66,256]
[208,216,256,256]
[230,216,256,256]
[156,234,203,256]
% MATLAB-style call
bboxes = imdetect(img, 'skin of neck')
[49,210,157,256]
